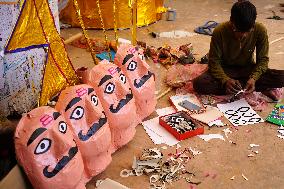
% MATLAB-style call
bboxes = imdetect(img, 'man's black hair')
[230,1,257,32]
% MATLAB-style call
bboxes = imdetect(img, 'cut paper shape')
[142,117,179,146]
[5,0,79,106]
[198,134,225,142]
[217,99,264,126]
[191,106,223,124]
[209,119,224,127]
[266,104,284,126]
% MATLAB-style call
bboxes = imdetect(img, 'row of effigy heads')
[14,44,157,189]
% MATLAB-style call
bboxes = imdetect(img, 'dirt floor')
[58,0,284,188]
[2,0,284,189]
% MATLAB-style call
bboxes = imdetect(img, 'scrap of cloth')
[166,64,208,87]
[177,88,283,111]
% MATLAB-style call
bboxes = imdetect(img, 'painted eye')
[91,95,98,106]
[119,74,127,84]
[105,82,115,94]
[127,61,137,71]
[34,138,51,155]
[138,53,144,60]
[70,106,84,120]
[58,121,67,134]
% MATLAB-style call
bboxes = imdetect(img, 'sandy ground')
[60,1,284,189]
[2,0,284,189]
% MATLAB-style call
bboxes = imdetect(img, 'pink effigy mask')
[87,60,140,152]
[14,106,86,189]
[114,44,156,120]
[55,84,112,178]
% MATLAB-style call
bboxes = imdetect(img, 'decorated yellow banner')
[5,0,79,106]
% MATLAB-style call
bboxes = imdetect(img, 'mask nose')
[51,130,72,159]
[85,100,101,126]
[115,82,129,99]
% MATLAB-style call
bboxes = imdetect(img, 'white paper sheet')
[142,117,179,146]
[156,106,176,117]
[217,98,264,126]
[198,134,225,142]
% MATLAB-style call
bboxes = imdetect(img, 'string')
[96,0,112,61]
[113,0,119,47]
[73,0,98,64]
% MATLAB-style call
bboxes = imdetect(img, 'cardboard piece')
[96,178,130,189]
[0,165,31,189]
[169,94,205,114]
[191,106,223,124]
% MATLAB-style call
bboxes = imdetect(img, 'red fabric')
[166,64,208,87]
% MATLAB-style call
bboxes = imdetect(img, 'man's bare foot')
[262,88,283,101]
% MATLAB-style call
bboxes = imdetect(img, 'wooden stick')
[270,37,284,45]
[64,33,83,45]
[0,2,18,4]
[156,87,172,100]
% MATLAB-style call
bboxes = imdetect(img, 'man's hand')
[245,78,255,93]
[225,79,243,94]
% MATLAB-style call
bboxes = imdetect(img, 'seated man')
[193,1,284,100]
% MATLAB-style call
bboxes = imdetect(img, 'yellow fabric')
[6,0,79,106]
[60,0,165,29]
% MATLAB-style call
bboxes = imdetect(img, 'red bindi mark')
[108,67,118,75]
[128,47,136,54]
[40,115,53,127]
[76,88,87,97]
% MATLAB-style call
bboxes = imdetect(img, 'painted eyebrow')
[88,88,94,95]
[27,128,47,146]
[122,54,134,65]
[53,112,61,120]
[65,97,82,112]
[98,75,113,86]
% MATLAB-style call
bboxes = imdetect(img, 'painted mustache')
[43,143,78,178]
[134,71,154,88]
[78,112,107,141]
[109,89,133,113]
